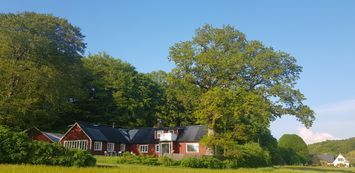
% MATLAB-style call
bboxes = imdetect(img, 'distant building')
[333,153,350,167]
[312,154,335,166]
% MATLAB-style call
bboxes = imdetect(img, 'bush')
[223,142,272,168]
[158,156,175,166]
[0,125,96,167]
[116,153,159,165]
[180,157,224,169]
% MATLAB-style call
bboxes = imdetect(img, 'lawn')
[0,164,354,173]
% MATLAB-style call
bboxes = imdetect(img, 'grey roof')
[177,125,207,142]
[316,154,335,163]
[77,122,129,143]
[43,132,63,142]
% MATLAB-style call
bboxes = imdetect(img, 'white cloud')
[298,127,336,144]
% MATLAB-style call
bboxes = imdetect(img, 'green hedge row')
[0,125,96,167]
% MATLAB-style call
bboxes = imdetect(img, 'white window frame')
[63,140,88,150]
[155,144,160,153]
[107,142,115,152]
[94,141,102,151]
[140,145,149,153]
[186,143,199,153]
[120,144,126,151]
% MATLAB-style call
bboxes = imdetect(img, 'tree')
[168,24,314,148]
[278,134,309,165]
[147,71,201,126]
[80,53,163,127]
[0,12,86,130]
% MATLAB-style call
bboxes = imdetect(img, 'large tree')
[169,24,314,145]
[0,12,86,130]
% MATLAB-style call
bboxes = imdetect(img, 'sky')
[1,0,354,144]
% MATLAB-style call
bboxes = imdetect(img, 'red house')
[129,125,210,157]
[59,122,129,155]
[26,127,63,143]
[58,121,210,157]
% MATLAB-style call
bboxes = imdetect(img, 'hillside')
[308,137,355,155]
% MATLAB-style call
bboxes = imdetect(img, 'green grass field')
[0,164,354,173]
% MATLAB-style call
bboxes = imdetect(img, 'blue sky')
[1,0,354,143]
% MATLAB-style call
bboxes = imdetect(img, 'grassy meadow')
[1,164,354,173]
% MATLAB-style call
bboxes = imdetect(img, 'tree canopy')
[0,12,86,130]
[168,24,314,146]
[278,134,309,165]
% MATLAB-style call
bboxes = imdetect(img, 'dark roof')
[177,125,207,142]
[316,154,335,163]
[128,125,208,144]
[67,122,207,144]
[43,132,63,142]
[77,122,129,143]
[129,128,157,144]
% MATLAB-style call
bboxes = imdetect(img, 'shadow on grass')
[281,166,355,173]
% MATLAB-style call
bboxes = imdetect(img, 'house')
[59,122,129,155]
[129,125,210,157]
[57,121,210,157]
[311,154,335,166]
[26,127,63,143]
[333,153,350,167]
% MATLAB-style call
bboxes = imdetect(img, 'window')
[107,143,115,152]
[155,144,160,153]
[120,144,126,151]
[338,158,344,162]
[156,130,163,139]
[63,140,88,150]
[94,141,102,151]
[140,145,149,153]
[186,143,199,153]
[168,130,174,134]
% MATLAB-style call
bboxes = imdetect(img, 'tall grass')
[0,164,354,173]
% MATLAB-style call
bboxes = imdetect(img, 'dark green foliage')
[222,142,272,168]
[80,53,164,128]
[0,12,86,130]
[116,153,159,165]
[180,157,224,169]
[0,125,95,166]
[278,134,309,165]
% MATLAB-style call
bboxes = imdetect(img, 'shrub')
[180,157,224,169]
[158,156,175,166]
[223,142,272,168]
[116,153,159,165]
[0,125,96,167]
[180,157,204,168]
